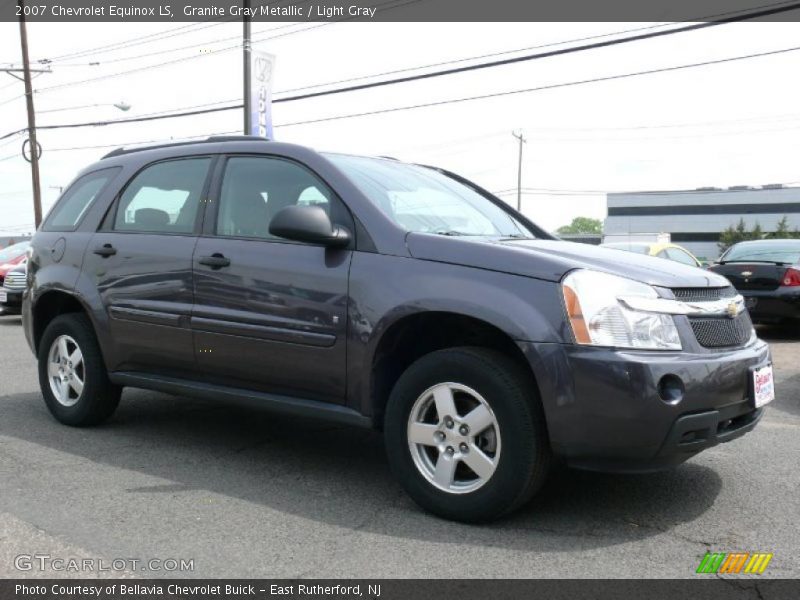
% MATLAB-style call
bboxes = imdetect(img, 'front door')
[85,156,213,374]
[191,155,353,403]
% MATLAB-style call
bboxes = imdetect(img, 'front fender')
[345,252,569,415]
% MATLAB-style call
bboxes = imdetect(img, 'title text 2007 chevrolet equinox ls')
[23,137,774,522]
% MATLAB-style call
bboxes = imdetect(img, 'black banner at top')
[3,0,800,22]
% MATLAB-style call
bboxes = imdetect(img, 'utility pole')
[242,0,252,135]
[17,0,43,229]
[512,130,527,213]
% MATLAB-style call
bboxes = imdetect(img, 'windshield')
[0,241,29,263]
[326,154,533,237]
[722,241,800,264]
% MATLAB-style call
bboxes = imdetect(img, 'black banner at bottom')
[1,580,798,600]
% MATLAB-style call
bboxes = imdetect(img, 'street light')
[38,101,131,114]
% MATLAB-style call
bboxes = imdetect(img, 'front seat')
[228,192,270,238]
[134,208,170,231]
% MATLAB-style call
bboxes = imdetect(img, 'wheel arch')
[368,310,543,429]
[32,289,96,355]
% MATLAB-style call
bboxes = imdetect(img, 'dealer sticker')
[753,364,775,408]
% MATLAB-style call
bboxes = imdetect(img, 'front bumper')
[520,338,770,472]
[0,288,22,312]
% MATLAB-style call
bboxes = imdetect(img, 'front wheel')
[38,313,121,427]
[384,347,551,522]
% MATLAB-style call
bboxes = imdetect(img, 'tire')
[38,312,121,427]
[384,347,551,522]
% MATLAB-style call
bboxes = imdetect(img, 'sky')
[2,20,800,236]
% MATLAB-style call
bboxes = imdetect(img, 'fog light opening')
[658,374,685,404]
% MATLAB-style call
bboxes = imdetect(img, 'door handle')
[198,253,230,268]
[93,244,117,257]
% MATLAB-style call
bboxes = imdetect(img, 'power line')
[31,1,313,67]
[273,0,800,97]
[33,22,330,95]
[274,22,693,96]
[4,40,800,143]
[36,19,317,69]
[31,0,311,64]
[11,2,795,119]
[34,21,229,64]
[234,2,800,105]
[31,0,422,95]
[25,3,796,115]
[273,43,800,129]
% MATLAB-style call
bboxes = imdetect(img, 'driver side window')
[215,156,334,240]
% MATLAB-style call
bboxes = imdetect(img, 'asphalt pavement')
[0,313,798,578]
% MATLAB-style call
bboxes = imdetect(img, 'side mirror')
[269,205,351,248]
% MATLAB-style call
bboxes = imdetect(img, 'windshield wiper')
[433,229,468,236]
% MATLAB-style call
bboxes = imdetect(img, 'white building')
[604,185,800,262]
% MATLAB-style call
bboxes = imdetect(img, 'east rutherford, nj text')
[271,584,379,596]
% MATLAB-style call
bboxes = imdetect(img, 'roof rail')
[102,135,270,159]
[205,135,269,143]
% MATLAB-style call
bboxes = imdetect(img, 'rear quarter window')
[42,167,121,231]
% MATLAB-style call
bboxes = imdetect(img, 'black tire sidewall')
[384,348,546,522]
[37,313,118,426]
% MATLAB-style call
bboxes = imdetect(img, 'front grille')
[672,286,736,302]
[689,312,752,348]
[2,272,26,291]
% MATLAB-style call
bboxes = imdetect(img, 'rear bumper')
[740,287,800,322]
[520,339,770,473]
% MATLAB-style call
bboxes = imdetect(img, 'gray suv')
[23,137,773,522]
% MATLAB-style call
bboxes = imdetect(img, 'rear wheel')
[38,313,121,426]
[384,347,551,522]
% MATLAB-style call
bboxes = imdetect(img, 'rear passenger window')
[114,158,211,233]
[43,167,120,231]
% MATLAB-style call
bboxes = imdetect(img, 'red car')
[0,241,30,285]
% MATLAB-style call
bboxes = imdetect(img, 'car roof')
[733,238,800,245]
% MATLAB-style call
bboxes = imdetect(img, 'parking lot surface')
[0,313,798,578]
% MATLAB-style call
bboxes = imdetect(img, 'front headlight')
[561,269,681,350]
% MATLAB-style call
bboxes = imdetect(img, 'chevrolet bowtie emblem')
[727,301,741,318]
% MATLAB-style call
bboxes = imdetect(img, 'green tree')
[767,215,800,239]
[772,215,791,237]
[718,219,764,253]
[557,217,603,234]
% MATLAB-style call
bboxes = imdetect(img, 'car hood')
[406,234,729,289]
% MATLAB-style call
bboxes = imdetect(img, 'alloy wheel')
[47,334,85,407]
[407,382,501,494]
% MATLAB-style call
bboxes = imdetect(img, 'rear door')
[84,156,214,374]
[191,155,353,403]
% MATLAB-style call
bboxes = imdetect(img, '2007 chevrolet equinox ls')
[22,137,774,522]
